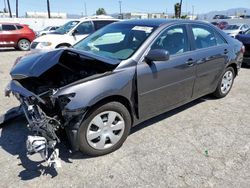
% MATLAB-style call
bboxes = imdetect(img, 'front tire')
[17,39,31,51]
[78,102,131,156]
[212,67,235,98]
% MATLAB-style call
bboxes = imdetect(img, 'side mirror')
[72,29,78,36]
[145,49,170,63]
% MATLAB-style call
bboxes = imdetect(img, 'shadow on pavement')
[131,97,209,134]
[0,96,211,180]
[0,48,17,52]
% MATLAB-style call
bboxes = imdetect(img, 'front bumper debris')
[7,80,62,167]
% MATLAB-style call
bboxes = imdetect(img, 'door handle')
[224,49,229,54]
[186,58,195,66]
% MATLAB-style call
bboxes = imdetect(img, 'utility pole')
[47,0,51,18]
[7,0,12,18]
[119,1,122,19]
[192,5,194,20]
[84,2,87,16]
[3,0,7,12]
[179,0,183,18]
[16,0,18,18]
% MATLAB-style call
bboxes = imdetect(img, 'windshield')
[43,26,51,31]
[74,23,156,60]
[224,25,240,30]
[54,21,79,34]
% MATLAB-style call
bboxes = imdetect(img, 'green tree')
[96,8,107,15]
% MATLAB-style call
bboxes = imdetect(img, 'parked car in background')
[30,17,119,52]
[211,21,219,27]
[213,15,230,19]
[36,26,60,37]
[223,23,250,38]
[0,23,36,51]
[218,21,228,30]
[236,29,250,65]
[239,15,250,19]
[6,19,244,165]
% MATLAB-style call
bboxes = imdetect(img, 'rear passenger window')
[192,25,217,49]
[93,21,115,30]
[151,25,189,55]
[16,25,23,30]
[2,24,16,31]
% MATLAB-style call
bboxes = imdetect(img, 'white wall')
[0,18,73,31]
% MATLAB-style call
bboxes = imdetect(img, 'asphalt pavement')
[0,49,250,187]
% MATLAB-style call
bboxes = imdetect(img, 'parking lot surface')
[0,49,250,187]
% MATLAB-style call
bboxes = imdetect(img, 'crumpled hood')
[10,49,64,79]
[10,48,120,80]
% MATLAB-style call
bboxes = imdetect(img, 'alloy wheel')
[220,70,233,94]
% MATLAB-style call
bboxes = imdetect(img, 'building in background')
[25,12,67,19]
[0,12,16,18]
[123,12,149,19]
[149,13,168,19]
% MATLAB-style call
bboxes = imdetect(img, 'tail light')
[241,45,245,54]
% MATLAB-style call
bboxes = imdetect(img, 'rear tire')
[17,39,30,51]
[78,102,131,156]
[212,67,235,98]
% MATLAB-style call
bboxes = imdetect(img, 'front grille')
[31,42,39,49]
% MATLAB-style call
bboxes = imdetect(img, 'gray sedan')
[7,19,244,165]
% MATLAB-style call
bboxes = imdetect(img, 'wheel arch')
[85,95,135,125]
[56,43,72,48]
[227,63,238,76]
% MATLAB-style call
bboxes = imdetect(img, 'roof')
[0,22,20,25]
[116,19,208,27]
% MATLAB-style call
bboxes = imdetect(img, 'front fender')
[53,66,136,111]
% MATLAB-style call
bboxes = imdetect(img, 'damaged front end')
[6,48,120,167]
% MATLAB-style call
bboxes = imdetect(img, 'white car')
[31,17,119,52]
[36,26,60,37]
[223,23,250,38]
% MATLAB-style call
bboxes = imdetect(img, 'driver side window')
[151,25,189,55]
[74,21,94,35]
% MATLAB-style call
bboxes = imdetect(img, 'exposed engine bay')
[6,49,119,167]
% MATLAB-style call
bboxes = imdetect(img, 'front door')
[137,25,196,119]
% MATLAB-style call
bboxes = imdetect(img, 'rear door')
[190,24,229,98]
[137,24,196,118]
[1,24,19,47]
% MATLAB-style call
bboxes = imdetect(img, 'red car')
[0,23,36,51]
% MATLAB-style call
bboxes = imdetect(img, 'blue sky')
[2,0,250,16]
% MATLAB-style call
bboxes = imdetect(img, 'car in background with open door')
[30,17,119,53]
[0,23,36,51]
